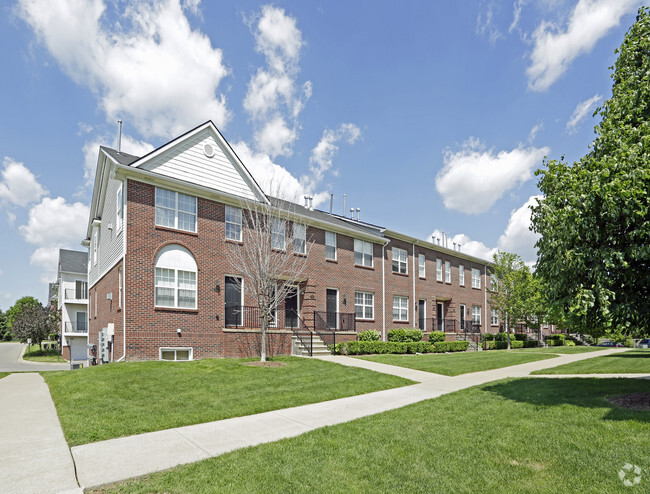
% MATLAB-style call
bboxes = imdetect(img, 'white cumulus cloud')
[243,5,311,158]
[566,94,602,133]
[304,123,361,190]
[82,134,154,188]
[435,138,549,214]
[18,0,230,139]
[527,0,639,91]
[0,157,48,208]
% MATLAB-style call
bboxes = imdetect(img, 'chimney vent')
[117,120,123,153]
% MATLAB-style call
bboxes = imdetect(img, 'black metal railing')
[313,311,356,332]
[65,288,88,300]
[225,306,308,330]
[64,321,88,333]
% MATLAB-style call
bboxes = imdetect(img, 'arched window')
[154,245,197,309]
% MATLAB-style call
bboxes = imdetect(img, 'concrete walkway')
[0,373,81,494]
[69,347,642,489]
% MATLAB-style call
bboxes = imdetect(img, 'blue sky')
[0,0,643,308]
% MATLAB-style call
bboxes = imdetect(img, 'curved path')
[0,342,70,372]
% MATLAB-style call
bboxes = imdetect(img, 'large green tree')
[531,7,650,338]
[6,296,41,329]
[11,301,57,348]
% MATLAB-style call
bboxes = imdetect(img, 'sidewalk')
[0,373,81,494]
[70,347,638,489]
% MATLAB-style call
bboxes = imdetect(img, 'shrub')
[546,339,564,346]
[387,328,422,342]
[482,333,496,341]
[358,330,380,341]
[405,342,434,354]
[623,337,635,348]
[433,341,469,353]
[495,332,509,341]
[523,340,539,348]
[514,333,528,341]
[548,334,565,341]
[486,340,524,350]
[428,331,446,343]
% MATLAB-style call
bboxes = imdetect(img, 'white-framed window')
[92,230,99,266]
[355,291,374,320]
[154,245,197,309]
[118,267,122,309]
[325,231,337,260]
[436,259,442,281]
[354,239,373,267]
[393,295,409,322]
[418,254,425,278]
[490,274,498,291]
[392,247,408,274]
[116,184,123,232]
[472,305,481,324]
[491,308,499,326]
[271,218,285,250]
[225,205,242,241]
[459,265,465,286]
[293,223,306,254]
[155,187,197,233]
[445,260,451,283]
[472,268,481,289]
[160,347,193,361]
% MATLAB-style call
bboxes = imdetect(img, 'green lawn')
[22,343,66,363]
[513,346,608,354]
[43,357,412,446]
[356,350,558,376]
[533,349,650,374]
[0,373,10,380]
[95,378,650,493]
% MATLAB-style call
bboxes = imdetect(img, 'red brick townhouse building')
[83,121,496,363]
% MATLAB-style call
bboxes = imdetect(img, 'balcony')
[64,288,88,302]
[64,321,88,334]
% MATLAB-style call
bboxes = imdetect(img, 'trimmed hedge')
[428,331,446,343]
[387,328,423,342]
[331,339,469,355]
[486,340,524,350]
[358,330,380,341]
[523,340,539,348]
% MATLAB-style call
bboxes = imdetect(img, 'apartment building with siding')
[84,121,497,363]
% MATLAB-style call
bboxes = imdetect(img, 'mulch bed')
[242,361,286,368]
[606,393,650,411]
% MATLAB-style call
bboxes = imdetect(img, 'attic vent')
[203,143,215,158]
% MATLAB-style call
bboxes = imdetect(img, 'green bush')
[523,340,539,348]
[433,341,469,353]
[387,328,423,342]
[428,331,446,343]
[495,332,510,341]
[514,333,528,341]
[482,333,496,341]
[623,337,635,348]
[564,340,575,346]
[548,334,565,341]
[358,330,380,341]
[405,342,434,354]
[486,340,524,350]
[546,339,564,346]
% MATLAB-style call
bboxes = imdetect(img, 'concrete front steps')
[291,334,331,357]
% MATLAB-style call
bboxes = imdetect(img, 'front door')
[285,287,298,329]
[459,304,466,331]
[418,300,426,330]
[225,277,242,327]
[437,302,444,331]
[326,289,338,329]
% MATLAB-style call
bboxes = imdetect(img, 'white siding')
[89,177,124,287]
[139,130,258,201]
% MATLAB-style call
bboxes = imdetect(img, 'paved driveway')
[0,342,70,372]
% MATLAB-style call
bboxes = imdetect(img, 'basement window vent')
[203,143,215,158]
[160,347,193,361]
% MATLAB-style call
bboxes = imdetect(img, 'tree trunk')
[506,314,511,350]
[260,312,267,362]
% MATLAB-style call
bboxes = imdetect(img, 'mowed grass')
[513,346,607,354]
[356,350,557,376]
[95,378,650,494]
[43,357,412,446]
[533,349,650,374]
[0,372,10,380]
[22,343,65,363]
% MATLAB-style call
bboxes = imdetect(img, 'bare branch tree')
[225,194,313,361]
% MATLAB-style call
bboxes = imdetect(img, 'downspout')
[381,238,390,342]
[484,265,488,334]
[117,179,127,363]
[412,243,416,327]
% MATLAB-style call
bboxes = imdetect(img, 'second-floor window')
[445,260,451,283]
[293,224,306,254]
[354,239,373,267]
[392,248,407,274]
[225,206,242,241]
[472,268,481,289]
[155,188,197,233]
[418,254,425,277]
[436,259,442,281]
[459,265,465,286]
[272,219,285,250]
[325,231,337,260]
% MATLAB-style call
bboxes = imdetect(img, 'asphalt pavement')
[0,342,70,372]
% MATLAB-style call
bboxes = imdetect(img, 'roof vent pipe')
[350,208,354,219]
[117,119,122,153]
[329,193,334,215]
[304,196,309,208]
[458,243,462,253]
[309,196,313,210]
[356,208,360,221]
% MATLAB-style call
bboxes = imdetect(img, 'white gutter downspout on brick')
[412,243,416,327]
[117,178,127,363]
[484,264,488,334]
[381,238,390,342]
